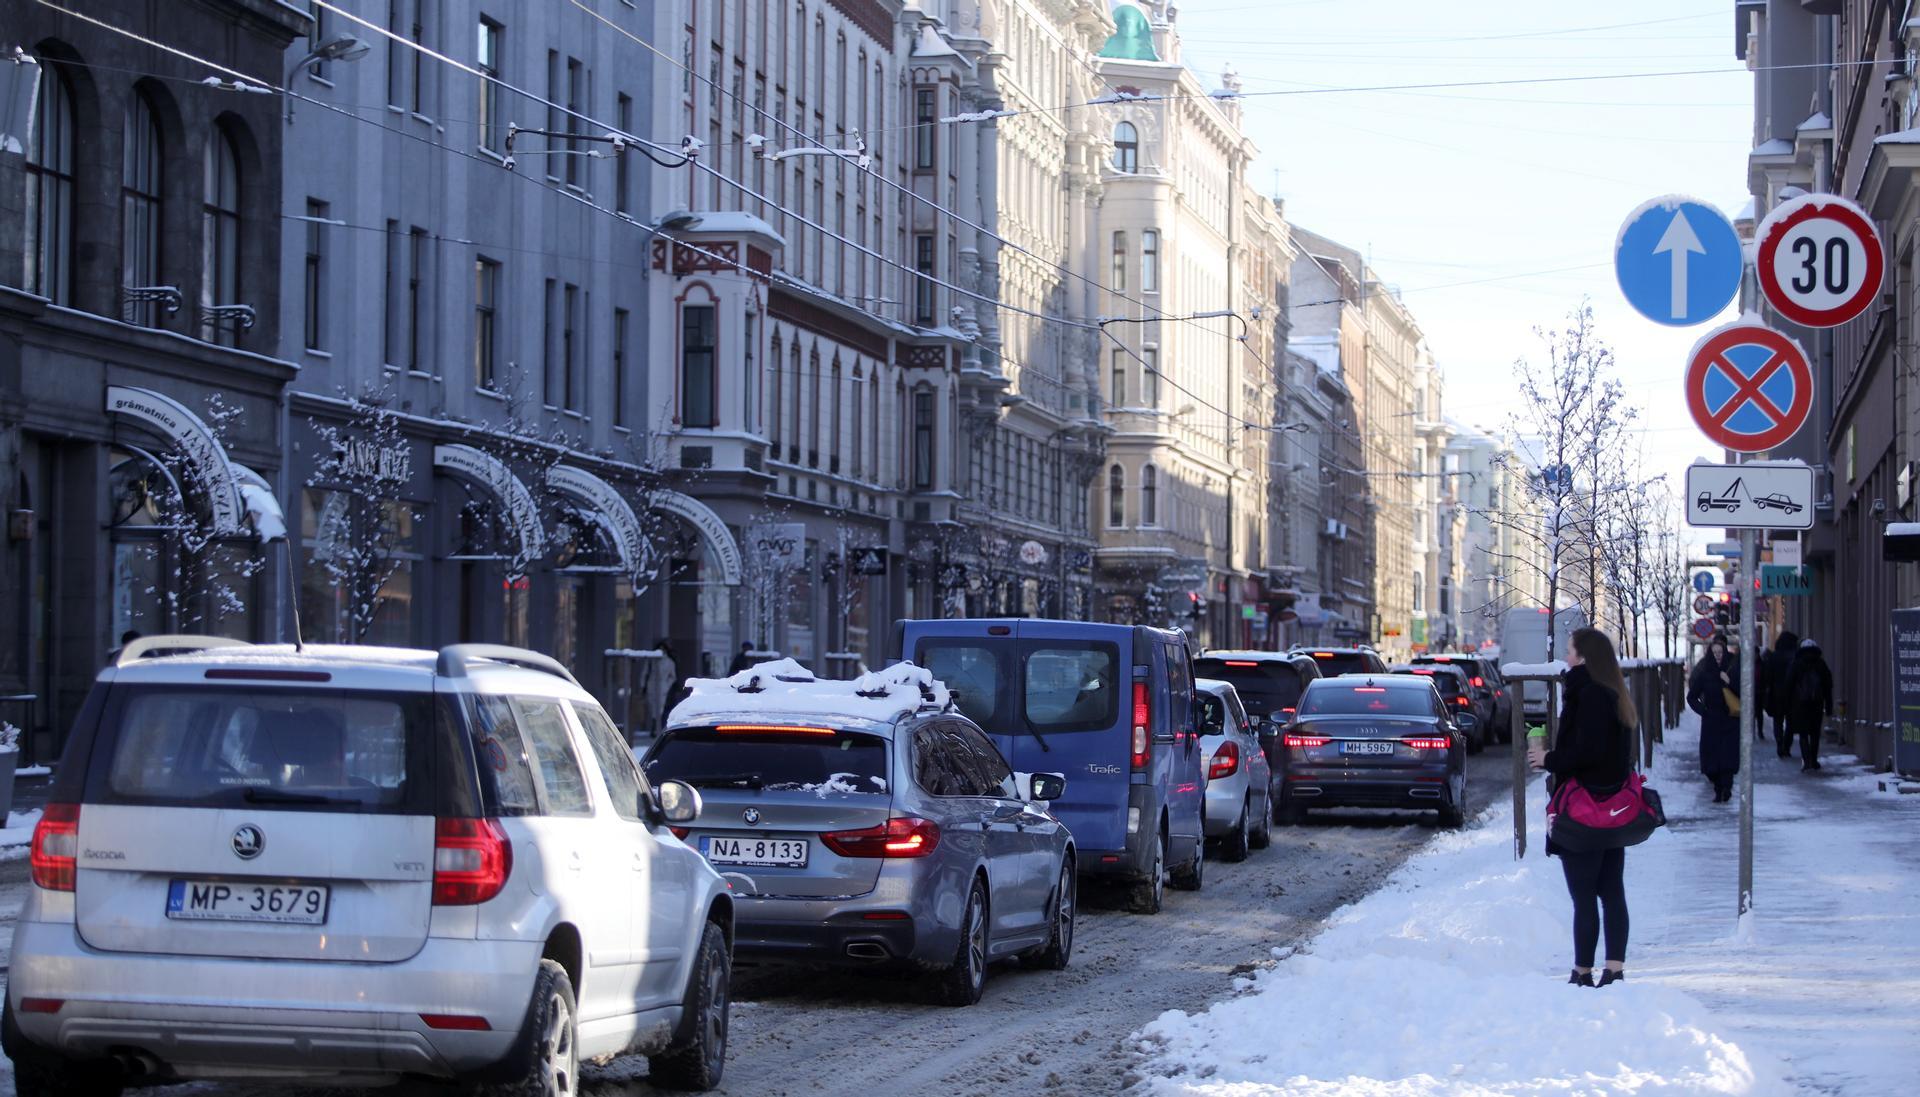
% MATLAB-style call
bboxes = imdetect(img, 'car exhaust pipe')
[844,941,889,961]
[1408,787,1442,800]
[111,1050,163,1079]
[1291,786,1322,797]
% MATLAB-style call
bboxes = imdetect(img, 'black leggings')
[1560,847,1628,968]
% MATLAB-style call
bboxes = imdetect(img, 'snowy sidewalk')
[1130,712,1920,1096]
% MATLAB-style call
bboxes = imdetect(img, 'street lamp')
[284,33,370,122]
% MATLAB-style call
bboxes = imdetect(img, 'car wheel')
[488,959,578,1097]
[648,921,731,1091]
[1170,829,1205,891]
[928,880,989,1006]
[3,1002,124,1097]
[1127,830,1166,915]
[1440,779,1467,830]
[1221,797,1251,862]
[1249,791,1273,850]
[1030,858,1076,970]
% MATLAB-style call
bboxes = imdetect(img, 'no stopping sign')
[1755,194,1885,328]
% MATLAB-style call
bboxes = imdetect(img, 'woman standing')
[1529,627,1637,988]
[1686,637,1742,802]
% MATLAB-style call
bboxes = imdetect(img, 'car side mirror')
[1257,720,1279,740]
[655,779,703,825]
[1454,712,1480,734]
[1028,772,1067,801]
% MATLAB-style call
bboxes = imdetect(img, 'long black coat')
[1760,632,1799,719]
[1687,652,1743,777]
[1782,648,1834,738]
[1542,665,1634,857]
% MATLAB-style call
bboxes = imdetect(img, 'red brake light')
[1208,740,1240,780]
[1410,669,1435,675]
[1284,734,1330,748]
[1354,687,1387,693]
[1312,652,1335,659]
[420,1013,492,1031]
[669,826,690,840]
[1223,660,1259,667]
[1281,706,1296,716]
[1455,696,1471,706]
[1131,681,1151,770]
[821,817,941,858]
[1470,676,1485,687]
[433,818,513,905]
[30,803,79,892]
[714,724,840,736]
[1403,737,1451,750]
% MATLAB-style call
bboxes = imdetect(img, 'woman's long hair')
[1571,626,1638,730]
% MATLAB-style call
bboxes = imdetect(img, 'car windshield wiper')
[1019,723,1051,753]
[684,772,765,789]
[242,787,340,805]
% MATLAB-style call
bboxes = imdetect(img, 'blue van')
[894,619,1206,914]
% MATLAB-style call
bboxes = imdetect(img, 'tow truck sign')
[1684,461,1815,530]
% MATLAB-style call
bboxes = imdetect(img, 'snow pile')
[767,773,888,797]
[1132,787,1790,1097]
[1500,659,1567,678]
[0,808,42,862]
[670,659,951,727]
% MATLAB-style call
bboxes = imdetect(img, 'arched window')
[1112,121,1138,173]
[1107,464,1124,528]
[24,61,75,303]
[829,357,843,473]
[850,365,865,478]
[122,92,164,326]
[202,129,242,345]
[808,350,822,467]
[1141,464,1158,526]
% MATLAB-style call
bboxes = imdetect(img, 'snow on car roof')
[669,658,952,728]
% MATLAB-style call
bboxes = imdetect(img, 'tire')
[1127,830,1166,914]
[489,959,578,1097]
[927,880,989,1006]
[1221,797,1251,862]
[648,921,731,1091]
[1439,779,1467,830]
[1170,830,1204,891]
[1249,791,1273,850]
[3,1002,124,1097]
[1030,858,1076,970]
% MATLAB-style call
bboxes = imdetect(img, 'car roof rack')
[115,634,251,666]
[436,643,581,687]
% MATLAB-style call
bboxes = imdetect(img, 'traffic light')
[1186,591,1204,619]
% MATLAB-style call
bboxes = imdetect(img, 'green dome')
[1099,3,1159,61]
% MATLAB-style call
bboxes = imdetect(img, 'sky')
[1171,1,1753,507]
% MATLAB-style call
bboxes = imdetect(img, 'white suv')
[3,637,734,1095]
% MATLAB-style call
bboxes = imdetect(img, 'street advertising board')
[1755,193,1886,329]
[1759,564,1813,596]
[1615,196,1743,326]
[1684,322,1814,453]
[1684,461,1816,530]
[1772,538,1803,567]
[1889,609,1920,777]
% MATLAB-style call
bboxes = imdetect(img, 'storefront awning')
[433,444,546,574]
[548,465,655,590]
[650,490,742,585]
[105,385,247,535]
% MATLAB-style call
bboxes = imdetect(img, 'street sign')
[1772,538,1802,567]
[1693,593,1716,616]
[1754,193,1885,329]
[1684,461,1816,530]
[1684,322,1814,453]
[1615,196,1743,326]
[1706,541,1741,556]
[1760,564,1814,596]
[1691,569,1718,593]
[1691,616,1718,640]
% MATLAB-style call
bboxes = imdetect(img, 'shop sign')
[433,444,546,576]
[750,522,808,570]
[1019,539,1049,566]
[337,437,413,486]
[650,490,743,585]
[1891,609,1920,777]
[105,386,245,535]
[849,547,889,575]
[548,465,654,589]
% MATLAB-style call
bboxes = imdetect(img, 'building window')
[384,220,401,366]
[769,335,784,449]
[23,64,75,304]
[545,50,562,180]
[1110,350,1126,408]
[1413,571,1424,614]
[829,358,842,473]
[477,16,504,152]
[1143,347,1159,407]
[914,87,936,169]
[789,343,802,462]
[562,283,579,409]
[912,390,934,490]
[808,352,821,466]
[541,277,556,402]
[406,226,429,371]
[681,303,717,428]
[201,130,242,345]
[615,93,633,212]
[914,234,935,324]
[1113,121,1138,173]
[743,312,758,434]
[613,307,629,427]
[1142,229,1159,292]
[121,93,164,326]
[1108,464,1124,528]
[1110,232,1127,292]
[1439,575,1452,617]
[565,57,585,188]
[473,257,499,389]
[387,0,427,113]
[1141,464,1158,526]
[307,2,331,78]
[851,368,864,478]
[304,199,330,351]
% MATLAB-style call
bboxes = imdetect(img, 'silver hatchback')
[644,660,1077,1006]
[1195,678,1274,861]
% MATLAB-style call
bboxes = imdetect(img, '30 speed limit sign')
[1755,194,1885,328]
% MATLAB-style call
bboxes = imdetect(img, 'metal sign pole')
[1738,526,1756,918]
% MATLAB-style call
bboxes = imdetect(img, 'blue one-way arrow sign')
[1615,196,1742,327]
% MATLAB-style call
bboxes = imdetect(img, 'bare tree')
[305,385,421,641]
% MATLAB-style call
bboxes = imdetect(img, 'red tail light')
[432,818,513,905]
[30,803,80,892]
[17,999,63,1015]
[821,817,941,858]
[1403,737,1451,750]
[669,826,690,840]
[1469,676,1485,688]
[1280,706,1296,717]
[1208,740,1240,780]
[420,1013,492,1031]
[1454,696,1472,707]
[1284,734,1330,748]
[1131,681,1151,770]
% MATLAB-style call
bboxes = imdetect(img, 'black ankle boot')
[1597,969,1625,988]
[1569,969,1595,987]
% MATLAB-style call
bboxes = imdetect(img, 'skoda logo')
[231,824,265,860]
[742,808,762,827]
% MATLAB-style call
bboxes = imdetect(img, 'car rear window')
[1306,653,1376,677]
[1299,683,1435,717]
[917,637,1121,735]
[919,641,1012,728]
[94,685,432,813]
[1193,658,1303,717]
[643,727,890,795]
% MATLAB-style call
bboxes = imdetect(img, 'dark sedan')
[1275,675,1477,829]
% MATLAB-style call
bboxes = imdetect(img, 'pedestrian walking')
[1761,630,1799,758]
[646,640,679,732]
[1686,636,1742,803]
[1783,638,1834,772]
[726,641,755,676]
[1529,626,1637,988]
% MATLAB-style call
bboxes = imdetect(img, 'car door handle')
[568,850,584,872]
[632,850,646,872]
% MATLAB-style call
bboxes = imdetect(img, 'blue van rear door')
[1007,622,1131,853]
